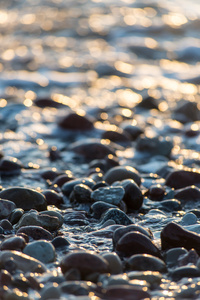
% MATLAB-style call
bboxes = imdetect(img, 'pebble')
[170,265,200,281]
[8,208,24,225]
[0,156,23,176]
[72,183,93,203]
[51,236,70,248]
[101,128,131,146]
[158,199,181,212]
[42,189,63,206]
[127,271,162,288]
[0,250,47,273]
[103,285,150,300]
[180,212,197,225]
[0,236,26,251]
[166,169,200,189]
[58,112,94,131]
[91,201,119,219]
[39,210,64,227]
[178,249,199,266]
[60,281,91,296]
[0,199,16,219]
[102,252,123,274]
[136,135,173,157]
[23,240,56,263]
[51,173,75,188]
[104,166,141,186]
[121,180,143,210]
[161,222,200,254]
[60,250,109,278]
[0,219,13,231]
[126,254,167,272]
[0,187,47,211]
[62,178,95,197]
[116,231,161,258]
[147,184,166,201]
[100,208,133,226]
[174,185,200,202]
[69,139,116,159]
[91,186,125,206]
[113,225,152,249]
[40,283,61,300]
[16,225,53,240]
[15,210,61,231]
[122,124,144,141]
[164,247,188,268]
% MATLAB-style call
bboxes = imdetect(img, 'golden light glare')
[24,98,33,107]
[115,61,134,74]
[0,11,8,24]
[20,13,36,25]
[162,13,188,28]
[2,49,15,60]
[0,99,7,107]
[144,37,158,49]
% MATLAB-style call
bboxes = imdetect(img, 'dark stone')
[92,181,109,191]
[0,270,12,287]
[51,236,70,249]
[178,249,199,266]
[101,129,131,146]
[127,254,167,272]
[136,135,173,157]
[103,285,150,300]
[100,208,133,226]
[91,201,118,219]
[0,157,23,176]
[161,222,200,254]
[69,139,116,160]
[62,178,95,197]
[122,124,144,141]
[0,219,13,231]
[158,199,181,212]
[174,186,200,202]
[122,180,143,210]
[51,173,75,188]
[9,208,24,225]
[40,169,59,180]
[73,184,92,203]
[0,236,26,251]
[16,226,53,240]
[104,166,141,186]
[166,169,200,189]
[116,231,161,258]
[113,225,153,249]
[171,266,200,281]
[42,190,63,206]
[136,95,158,110]
[60,251,109,277]
[147,184,166,201]
[48,146,62,161]
[34,97,65,108]
[0,187,47,211]
[173,100,200,123]
[58,112,94,131]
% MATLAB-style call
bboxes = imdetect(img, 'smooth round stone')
[171,265,200,281]
[0,269,12,286]
[100,208,133,226]
[0,199,16,219]
[122,124,144,141]
[103,285,150,300]
[69,139,116,160]
[60,251,109,277]
[60,281,92,296]
[116,232,161,258]
[9,208,24,225]
[121,180,143,210]
[161,222,200,254]
[0,219,13,231]
[113,225,152,249]
[102,252,123,274]
[166,169,200,189]
[91,186,125,206]
[158,199,181,212]
[147,184,165,201]
[40,168,59,180]
[180,212,197,225]
[127,254,167,273]
[91,201,119,219]
[42,190,63,206]
[128,271,162,288]
[51,173,75,188]
[34,97,64,108]
[0,250,46,273]
[0,236,26,251]
[4,290,32,300]
[58,112,94,131]
[174,186,200,202]
[101,129,131,146]
[136,136,173,157]
[23,240,55,264]
[104,166,141,186]
[73,184,92,203]
[40,283,61,300]
[16,226,53,240]
[15,211,61,231]
[0,187,47,211]
[51,236,70,249]
[178,249,199,266]
[62,178,95,197]
[165,247,188,268]
[39,210,64,227]
[0,157,22,176]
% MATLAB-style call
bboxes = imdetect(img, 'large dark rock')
[166,169,200,189]
[104,166,141,186]
[58,112,94,131]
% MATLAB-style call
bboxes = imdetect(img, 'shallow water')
[1,0,200,299]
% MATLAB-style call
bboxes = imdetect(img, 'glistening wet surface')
[0,0,200,299]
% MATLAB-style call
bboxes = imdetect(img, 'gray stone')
[23,240,56,264]
[100,208,133,226]
[0,199,16,218]
[91,186,125,205]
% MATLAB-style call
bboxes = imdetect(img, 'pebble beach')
[1,0,200,299]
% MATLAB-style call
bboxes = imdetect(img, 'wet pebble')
[122,124,144,141]
[121,179,143,210]
[171,265,200,281]
[15,210,61,231]
[51,236,70,249]
[0,250,47,273]
[91,201,119,219]
[100,208,133,226]
[161,222,200,254]
[126,254,167,272]
[60,250,109,278]
[178,248,199,266]
[127,271,162,288]
[174,185,200,202]
[0,236,26,251]
[23,240,56,263]
[104,166,141,186]
[158,199,181,212]
[116,231,161,258]
[60,281,91,296]
[180,212,197,225]
[42,189,63,206]
[8,208,24,225]
[0,219,13,231]
[91,186,125,206]
[147,184,166,201]
[103,285,150,300]
[0,199,16,219]
[101,128,131,146]
[0,156,23,176]
[164,247,188,268]
[40,283,61,300]
[166,169,200,189]
[0,187,47,211]
[136,135,173,157]
[62,178,95,197]
[102,252,123,274]
[58,112,94,131]
[51,173,75,188]
[72,183,93,203]
[16,225,53,240]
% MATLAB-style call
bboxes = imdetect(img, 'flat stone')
[0,250,46,273]
[23,240,55,263]
[103,285,150,300]
[0,187,47,211]
[91,186,125,206]
[171,265,200,281]
[127,254,167,272]
[0,199,16,218]
[16,226,53,240]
